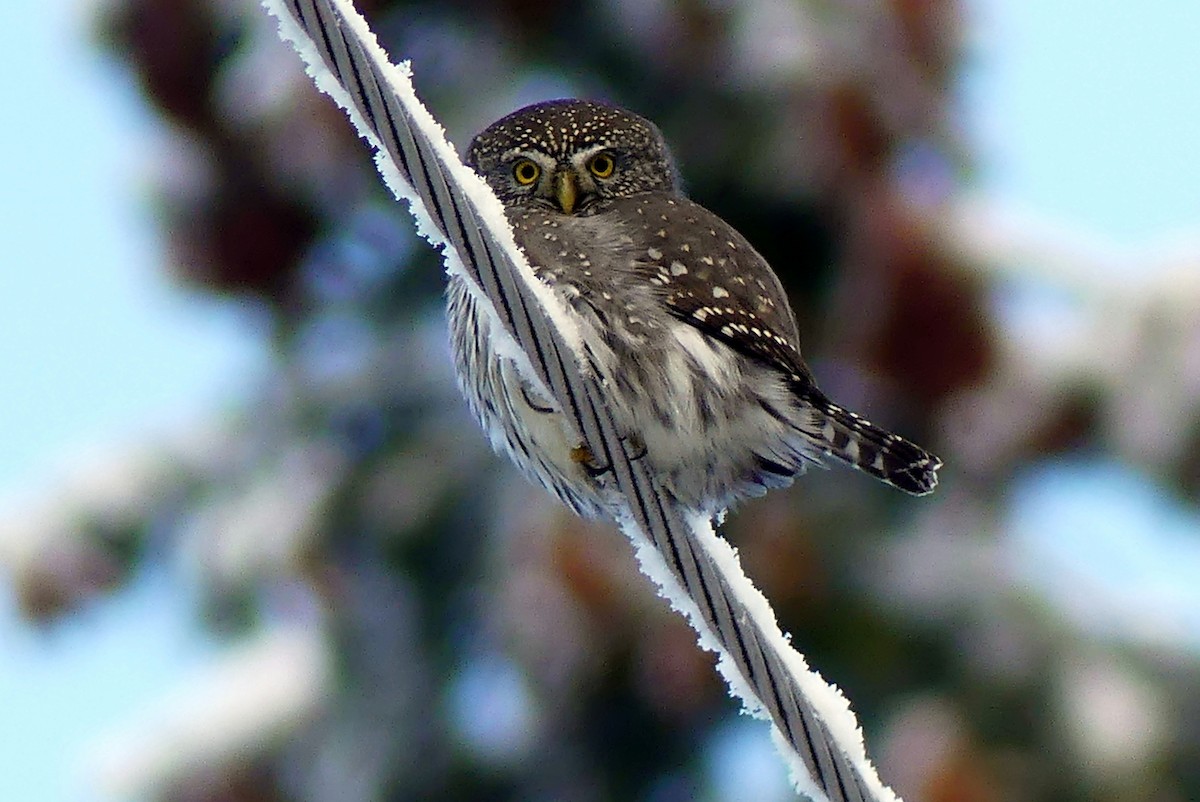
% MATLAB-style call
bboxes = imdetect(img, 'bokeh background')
[3,1,1200,800]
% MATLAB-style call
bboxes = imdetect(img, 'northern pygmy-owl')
[449,99,940,517]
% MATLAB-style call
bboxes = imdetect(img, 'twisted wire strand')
[265,2,895,799]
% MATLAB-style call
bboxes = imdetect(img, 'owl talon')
[571,444,610,477]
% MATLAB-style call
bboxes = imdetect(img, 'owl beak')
[553,170,578,215]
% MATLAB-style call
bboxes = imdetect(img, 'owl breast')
[445,202,825,516]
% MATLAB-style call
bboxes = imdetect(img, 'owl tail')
[797,387,942,496]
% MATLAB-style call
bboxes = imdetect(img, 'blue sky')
[0,5,259,799]
[967,0,1200,244]
[1,2,1199,801]
[0,7,264,496]
[961,0,1200,654]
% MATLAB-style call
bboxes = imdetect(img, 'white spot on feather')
[660,323,740,395]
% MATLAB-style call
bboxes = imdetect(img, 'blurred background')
[2,1,1199,800]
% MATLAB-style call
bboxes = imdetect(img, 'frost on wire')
[260,1,902,799]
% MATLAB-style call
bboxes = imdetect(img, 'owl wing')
[604,195,941,496]
[614,194,817,385]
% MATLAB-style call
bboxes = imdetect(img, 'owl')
[448,99,940,517]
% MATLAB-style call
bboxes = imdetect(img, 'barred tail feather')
[800,389,942,496]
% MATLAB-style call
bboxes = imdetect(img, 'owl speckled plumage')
[448,99,941,517]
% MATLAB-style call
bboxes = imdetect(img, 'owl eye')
[512,159,540,185]
[588,152,615,179]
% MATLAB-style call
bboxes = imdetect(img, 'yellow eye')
[513,159,540,185]
[588,152,615,178]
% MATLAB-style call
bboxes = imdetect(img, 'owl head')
[466,99,680,214]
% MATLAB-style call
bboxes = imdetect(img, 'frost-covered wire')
[259,1,903,799]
